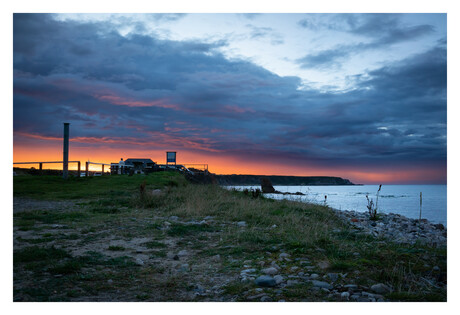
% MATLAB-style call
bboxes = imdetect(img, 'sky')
[12,13,447,184]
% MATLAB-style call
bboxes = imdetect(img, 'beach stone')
[434,223,445,230]
[311,280,333,290]
[255,276,277,287]
[237,221,247,227]
[194,284,205,294]
[341,292,350,300]
[262,267,278,275]
[270,262,281,270]
[274,275,284,284]
[327,273,339,282]
[371,283,392,294]
[260,295,272,302]
[241,268,257,274]
[135,258,144,266]
[177,250,188,257]
[279,253,290,259]
[247,293,266,300]
[317,261,330,269]
[310,273,320,280]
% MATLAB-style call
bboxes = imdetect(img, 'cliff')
[215,175,354,186]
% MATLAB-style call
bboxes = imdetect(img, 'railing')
[182,164,209,173]
[13,160,113,177]
[14,161,208,176]
[85,161,111,176]
[13,161,81,174]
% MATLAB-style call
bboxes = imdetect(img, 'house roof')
[124,158,155,165]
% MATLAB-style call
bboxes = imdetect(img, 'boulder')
[261,178,276,193]
[370,283,392,294]
[255,275,277,287]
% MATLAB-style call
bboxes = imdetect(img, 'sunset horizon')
[10,6,450,304]
[13,13,447,185]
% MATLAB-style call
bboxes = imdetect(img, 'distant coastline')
[215,175,355,186]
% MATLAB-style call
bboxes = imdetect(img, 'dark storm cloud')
[297,14,435,69]
[13,14,446,170]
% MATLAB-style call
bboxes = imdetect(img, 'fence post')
[39,163,43,175]
[86,162,89,177]
[77,162,81,176]
[102,164,104,175]
[63,123,70,179]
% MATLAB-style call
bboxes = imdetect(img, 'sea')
[225,185,447,226]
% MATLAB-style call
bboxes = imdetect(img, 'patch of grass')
[387,291,446,302]
[16,236,55,244]
[90,207,120,214]
[282,283,331,302]
[66,290,82,298]
[136,293,150,300]
[167,223,219,237]
[107,245,126,251]
[49,260,83,274]
[15,219,36,231]
[14,246,70,263]
[143,240,167,248]
[328,261,358,272]
[13,172,186,200]
[222,281,254,296]
[105,256,138,268]
[15,210,88,224]
[150,250,167,258]
[21,287,53,301]
[80,227,97,234]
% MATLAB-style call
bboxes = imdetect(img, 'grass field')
[13,172,447,302]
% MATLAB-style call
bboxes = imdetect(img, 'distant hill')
[215,175,355,186]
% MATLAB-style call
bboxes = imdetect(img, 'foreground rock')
[255,276,277,287]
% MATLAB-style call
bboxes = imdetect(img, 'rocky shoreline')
[233,209,447,302]
[332,209,447,247]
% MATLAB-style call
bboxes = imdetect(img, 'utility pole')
[63,123,70,179]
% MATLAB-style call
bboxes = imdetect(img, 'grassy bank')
[13,173,447,302]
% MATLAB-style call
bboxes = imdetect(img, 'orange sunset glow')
[13,136,446,184]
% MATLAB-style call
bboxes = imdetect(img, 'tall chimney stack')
[63,123,70,179]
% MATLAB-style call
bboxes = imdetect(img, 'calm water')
[226,185,447,226]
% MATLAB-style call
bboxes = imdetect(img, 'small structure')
[166,151,176,165]
[111,158,156,174]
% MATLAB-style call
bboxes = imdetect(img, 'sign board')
[166,151,176,164]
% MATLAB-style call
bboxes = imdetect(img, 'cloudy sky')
[13,13,447,183]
